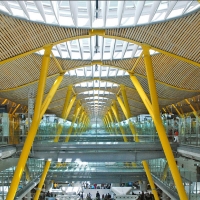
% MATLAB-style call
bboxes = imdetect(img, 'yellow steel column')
[53,84,73,142]
[103,117,110,132]
[142,161,159,200]
[40,75,64,118]
[116,95,138,141]
[108,110,118,135]
[74,107,83,135]
[161,162,169,181]
[54,94,76,142]
[76,109,85,134]
[107,112,115,134]
[24,164,31,182]
[111,101,128,142]
[1,99,7,105]
[84,117,89,132]
[62,85,73,118]
[105,114,112,133]
[140,45,187,199]
[129,75,154,117]
[80,114,87,134]
[104,115,110,133]
[6,45,52,200]
[103,118,106,128]
[11,104,20,117]
[120,85,138,140]
[65,102,81,142]
[34,161,51,200]
[172,104,184,118]
[185,99,198,117]
[63,95,77,119]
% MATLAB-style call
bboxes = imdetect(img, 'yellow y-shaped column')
[111,101,128,142]
[116,86,139,141]
[6,45,55,200]
[129,45,187,199]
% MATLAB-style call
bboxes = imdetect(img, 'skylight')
[37,37,158,60]
[65,66,128,78]
[0,1,199,28]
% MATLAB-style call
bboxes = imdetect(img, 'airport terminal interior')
[0,1,200,199]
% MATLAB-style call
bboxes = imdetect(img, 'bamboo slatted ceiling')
[0,10,200,118]
[0,11,200,62]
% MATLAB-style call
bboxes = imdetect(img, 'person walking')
[96,191,100,200]
[174,130,179,142]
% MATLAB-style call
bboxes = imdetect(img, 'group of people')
[86,191,112,200]
[136,192,154,200]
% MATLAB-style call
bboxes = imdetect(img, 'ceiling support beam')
[172,104,184,118]
[142,161,159,200]
[65,101,82,142]
[51,51,64,73]
[185,99,198,117]
[54,85,74,142]
[129,45,188,200]
[1,29,200,69]
[6,45,53,200]
[34,161,51,200]
[11,104,20,117]
[111,100,128,142]
[40,75,64,119]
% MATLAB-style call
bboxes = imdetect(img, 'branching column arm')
[172,104,184,118]
[116,93,138,141]
[139,45,187,199]
[111,101,128,142]
[11,104,20,117]
[185,99,198,117]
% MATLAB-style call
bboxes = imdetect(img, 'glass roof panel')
[0,1,198,28]
[66,66,127,79]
